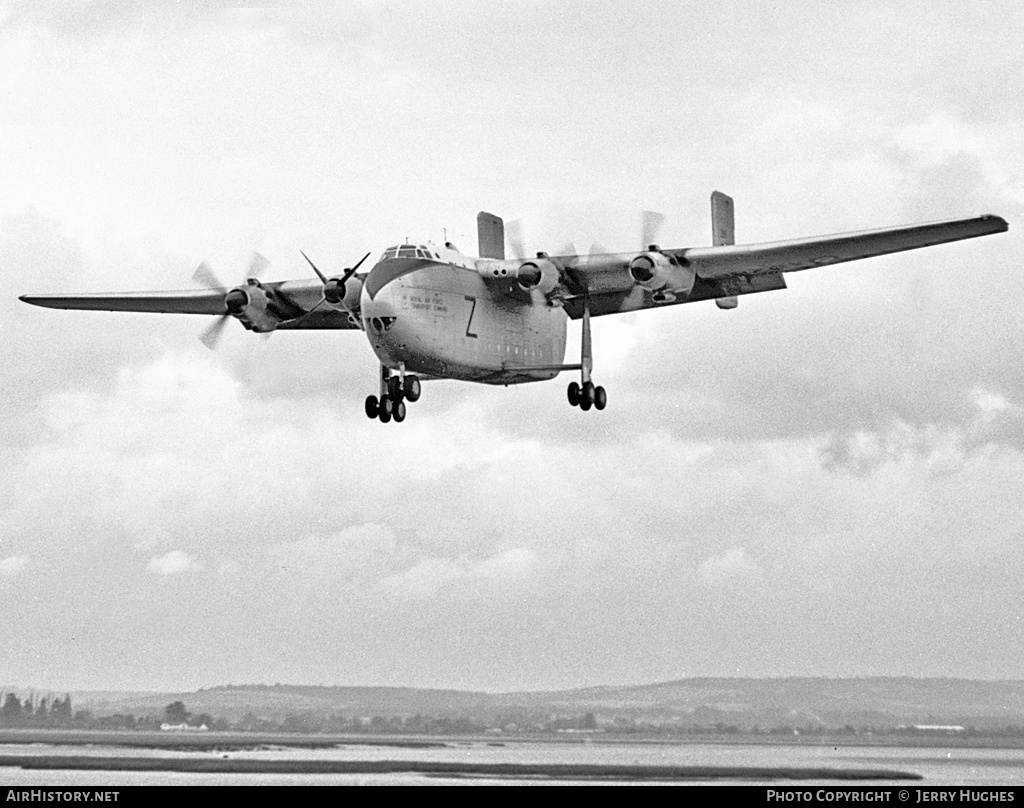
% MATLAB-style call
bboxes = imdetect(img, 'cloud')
[381,547,537,600]
[147,551,197,576]
[266,523,400,584]
[698,548,763,587]
[820,387,1023,476]
[0,556,29,577]
[974,388,1013,418]
[0,1,258,41]
[266,522,537,600]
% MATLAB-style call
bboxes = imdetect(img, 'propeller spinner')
[294,250,372,329]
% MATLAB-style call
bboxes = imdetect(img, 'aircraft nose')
[362,283,398,335]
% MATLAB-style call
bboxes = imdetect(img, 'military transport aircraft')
[20,193,1008,424]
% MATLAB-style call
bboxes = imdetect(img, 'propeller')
[504,219,527,261]
[640,210,666,250]
[502,211,662,298]
[193,252,269,350]
[507,220,580,261]
[192,262,225,294]
[293,250,372,329]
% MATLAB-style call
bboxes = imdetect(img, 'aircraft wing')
[19,289,229,315]
[19,279,360,330]
[673,214,1008,279]
[554,214,1008,319]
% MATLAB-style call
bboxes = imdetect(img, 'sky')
[0,0,1022,694]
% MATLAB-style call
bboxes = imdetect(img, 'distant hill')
[504,678,1024,729]
[74,678,1024,730]
[79,685,498,724]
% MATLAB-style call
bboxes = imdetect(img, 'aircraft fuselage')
[360,254,568,385]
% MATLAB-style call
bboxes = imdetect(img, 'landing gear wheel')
[378,395,393,423]
[594,386,607,411]
[365,395,379,419]
[582,382,596,407]
[404,376,421,402]
[567,381,580,407]
[387,376,403,402]
[393,399,406,423]
[578,381,595,412]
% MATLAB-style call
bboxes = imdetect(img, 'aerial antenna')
[443,227,448,243]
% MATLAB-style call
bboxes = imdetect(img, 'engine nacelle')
[628,251,673,290]
[477,258,560,298]
[225,280,279,333]
[515,258,559,295]
[323,274,363,311]
[628,251,696,299]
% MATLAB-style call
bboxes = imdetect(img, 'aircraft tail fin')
[712,191,738,309]
[711,191,735,246]
[477,212,505,260]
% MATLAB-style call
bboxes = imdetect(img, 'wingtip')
[19,295,59,308]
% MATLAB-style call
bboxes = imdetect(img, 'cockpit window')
[381,245,435,261]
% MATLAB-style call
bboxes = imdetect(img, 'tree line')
[6,690,1024,738]
[1,692,74,727]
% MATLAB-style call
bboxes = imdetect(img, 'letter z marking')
[464,295,478,338]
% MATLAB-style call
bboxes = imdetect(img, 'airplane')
[20,193,1008,424]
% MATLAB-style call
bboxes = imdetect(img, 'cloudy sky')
[1,1,1022,694]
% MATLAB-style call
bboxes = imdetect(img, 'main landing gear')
[567,380,607,411]
[365,364,421,424]
[566,293,607,412]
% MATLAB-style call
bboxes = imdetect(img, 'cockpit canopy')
[380,244,440,261]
